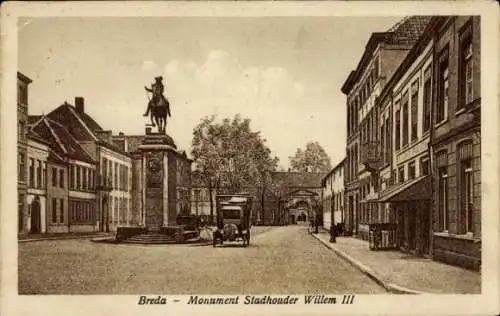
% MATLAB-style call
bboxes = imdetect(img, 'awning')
[360,192,379,203]
[221,205,243,211]
[378,176,431,203]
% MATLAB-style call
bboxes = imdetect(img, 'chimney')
[75,97,84,114]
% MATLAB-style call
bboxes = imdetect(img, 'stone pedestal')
[138,132,192,232]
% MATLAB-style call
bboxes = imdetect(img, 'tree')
[191,115,278,223]
[289,141,332,173]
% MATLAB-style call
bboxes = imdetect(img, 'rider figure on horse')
[144,76,171,127]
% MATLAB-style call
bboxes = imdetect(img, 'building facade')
[17,72,31,234]
[430,16,481,270]
[26,132,49,233]
[30,116,99,233]
[376,20,436,257]
[44,98,133,232]
[342,16,432,239]
[321,159,345,231]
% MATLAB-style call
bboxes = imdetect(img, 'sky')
[18,16,402,170]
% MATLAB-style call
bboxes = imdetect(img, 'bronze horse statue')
[144,76,171,134]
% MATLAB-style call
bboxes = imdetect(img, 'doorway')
[30,199,41,233]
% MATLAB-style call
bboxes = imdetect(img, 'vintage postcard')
[1,1,499,316]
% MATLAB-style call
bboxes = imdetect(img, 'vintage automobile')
[213,194,253,247]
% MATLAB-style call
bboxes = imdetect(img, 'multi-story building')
[321,158,345,231]
[45,98,133,232]
[341,16,432,239]
[26,130,49,233]
[17,72,31,234]
[30,116,98,233]
[430,16,481,270]
[375,18,437,257]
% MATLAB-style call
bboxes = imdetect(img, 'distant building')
[17,72,31,234]
[321,158,345,231]
[264,172,324,226]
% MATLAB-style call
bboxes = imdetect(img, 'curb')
[311,233,425,295]
[18,234,113,243]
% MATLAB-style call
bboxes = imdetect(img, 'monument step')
[124,233,176,244]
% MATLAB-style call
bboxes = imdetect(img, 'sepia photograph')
[2,2,499,316]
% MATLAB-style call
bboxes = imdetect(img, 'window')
[458,141,474,234]
[35,160,41,188]
[60,199,64,223]
[385,117,390,163]
[380,123,385,163]
[437,47,449,123]
[59,169,64,188]
[18,152,26,181]
[391,170,397,186]
[347,102,351,136]
[29,158,35,187]
[69,165,73,189]
[408,161,416,180]
[18,121,25,141]
[423,66,432,132]
[411,80,419,142]
[76,166,81,190]
[438,167,448,231]
[402,92,409,147]
[42,162,47,187]
[398,166,405,184]
[51,167,57,187]
[18,83,28,105]
[436,150,448,231]
[420,157,429,176]
[114,162,118,189]
[83,168,87,190]
[52,198,57,223]
[459,21,474,108]
[395,109,401,151]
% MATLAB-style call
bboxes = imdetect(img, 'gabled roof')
[28,115,42,126]
[47,102,99,142]
[341,16,432,95]
[27,129,50,146]
[31,116,96,165]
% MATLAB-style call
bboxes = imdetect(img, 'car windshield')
[222,209,241,219]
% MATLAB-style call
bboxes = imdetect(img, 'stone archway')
[30,198,41,234]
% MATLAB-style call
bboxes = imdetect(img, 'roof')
[377,16,442,106]
[27,129,50,146]
[17,72,32,84]
[28,115,42,126]
[321,157,346,186]
[341,16,432,95]
[31,116,97,165]
[271,171,325,189]
[111,135,146,153]
[47,103,98,142]
[47,102,130,157]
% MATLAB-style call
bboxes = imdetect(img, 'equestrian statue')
[144,76,171,134]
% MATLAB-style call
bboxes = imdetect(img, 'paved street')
[19,225,385,294]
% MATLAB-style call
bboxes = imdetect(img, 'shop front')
[379,176,431,257]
